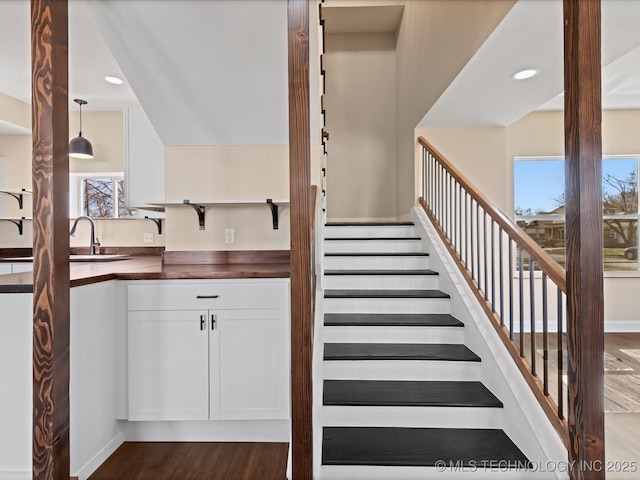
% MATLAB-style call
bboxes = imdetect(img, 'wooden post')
[288,0,313,479]
[31,0,71,478]
[563,0,605,478]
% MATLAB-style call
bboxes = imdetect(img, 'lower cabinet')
[127,280,289,422]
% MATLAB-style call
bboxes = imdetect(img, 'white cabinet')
[128,310,210,421]
[124,107,165,208]
[127,280,289,422]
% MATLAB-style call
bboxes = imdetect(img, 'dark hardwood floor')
[88,442,289,480]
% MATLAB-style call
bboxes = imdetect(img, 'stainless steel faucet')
[70,216,101,255]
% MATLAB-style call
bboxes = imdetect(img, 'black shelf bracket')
[0,191,26,209]
[184,200,206,230]
[2,218,25,235]
[144,216,163,234]
[267,199,279,230]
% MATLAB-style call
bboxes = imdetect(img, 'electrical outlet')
[143,232,154,243]
[224,228,235,244]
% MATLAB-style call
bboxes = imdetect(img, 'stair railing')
[418,136,569,448]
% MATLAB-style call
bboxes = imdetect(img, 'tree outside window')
[514,157,639,272]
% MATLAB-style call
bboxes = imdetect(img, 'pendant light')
[69,98,94,159]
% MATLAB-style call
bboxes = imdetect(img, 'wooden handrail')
[418,137,566,292]
[418,136,570,449]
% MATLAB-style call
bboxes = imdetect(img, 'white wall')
[417,109,640,327]
[324,32,397,221]
[395,0,515,216]
[163,145,290,251]
[0,110,165,249]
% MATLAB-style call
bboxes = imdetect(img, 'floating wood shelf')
[147,199,289,230]
[0,189,32,209]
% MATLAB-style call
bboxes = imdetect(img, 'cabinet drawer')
[128,281,288,311]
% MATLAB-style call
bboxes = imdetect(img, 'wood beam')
[31,0,71,478]
[563,0,605,478]
[287,0,313,479]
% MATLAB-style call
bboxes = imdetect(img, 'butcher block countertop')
[0,249,291,294]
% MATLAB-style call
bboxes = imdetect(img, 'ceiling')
[0,0,138,113]
[419,0,640,128]
[0,0,288,145]
[322,5,404,34]
[2,1,640,138]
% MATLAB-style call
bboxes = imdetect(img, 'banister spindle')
[530,257,536,376]
[557,286,564,420]
[519,247,524,357]
[499,227,504,325]
[542,272,549,396]
[509,239,514,340]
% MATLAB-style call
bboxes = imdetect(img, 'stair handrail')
[418,136,569,448]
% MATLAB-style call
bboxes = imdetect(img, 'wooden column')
[563,0,605,478]
[288,0,313,479]
[31,0,71,478]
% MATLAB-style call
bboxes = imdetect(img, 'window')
[514,156,639,272]
[70,173,136,218]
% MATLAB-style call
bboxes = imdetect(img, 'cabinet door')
[129,310,209,421]
[210,309,289,420]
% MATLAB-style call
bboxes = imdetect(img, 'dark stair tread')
[326,222,414,226]
[325,252,428,257]
[324,269,438,276]
[325,237,421,241]
[324,343,481,362]
[324,313,463,327]
[324,289,449,299]
[322,427,530,467]
[323,380,503,408]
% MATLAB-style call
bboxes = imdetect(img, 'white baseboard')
[511,320,640,334]
[604,320,640,332]
[0,472,30,480]
[74,432,124,480]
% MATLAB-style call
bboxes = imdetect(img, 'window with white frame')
[70,173,136,219]
[514,156,639,272]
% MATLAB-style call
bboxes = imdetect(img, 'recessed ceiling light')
[512,68,539,80]
[105,75,124,85]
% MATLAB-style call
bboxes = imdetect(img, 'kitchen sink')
[4,254,128,262]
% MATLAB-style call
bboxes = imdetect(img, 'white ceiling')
[0,0,289,146]
[87,0,288,146]
[419,0,640,128]
[0,0,138,115]
[322,5,404,34]
[3,0,640,138]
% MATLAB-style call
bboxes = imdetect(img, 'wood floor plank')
[88,442,288,480]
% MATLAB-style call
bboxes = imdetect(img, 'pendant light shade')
[69,99,94,159]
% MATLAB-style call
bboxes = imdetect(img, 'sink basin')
[69,254,128,262]
[4,254,128,262]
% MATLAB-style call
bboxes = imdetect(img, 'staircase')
[320,221,531,479]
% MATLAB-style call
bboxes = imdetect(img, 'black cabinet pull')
[200,314,206,331]
[211,314,217,330]
[196,295,219,299]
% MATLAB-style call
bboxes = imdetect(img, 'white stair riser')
[324,256,430,270]
[321,466,556,480]
[323,326,463,344]
[324,298,450,314]
[322,406,502,429]
[323,360,481,381]
[324,275,439,290]
[324,240,423,253]
[325,226,416,238]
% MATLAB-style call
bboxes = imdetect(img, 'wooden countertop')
[0,255,291,294]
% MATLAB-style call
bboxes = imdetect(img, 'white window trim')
[514,155,640,276]
[70,172,125,218]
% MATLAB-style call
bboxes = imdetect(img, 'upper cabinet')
[124,107,165,209]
